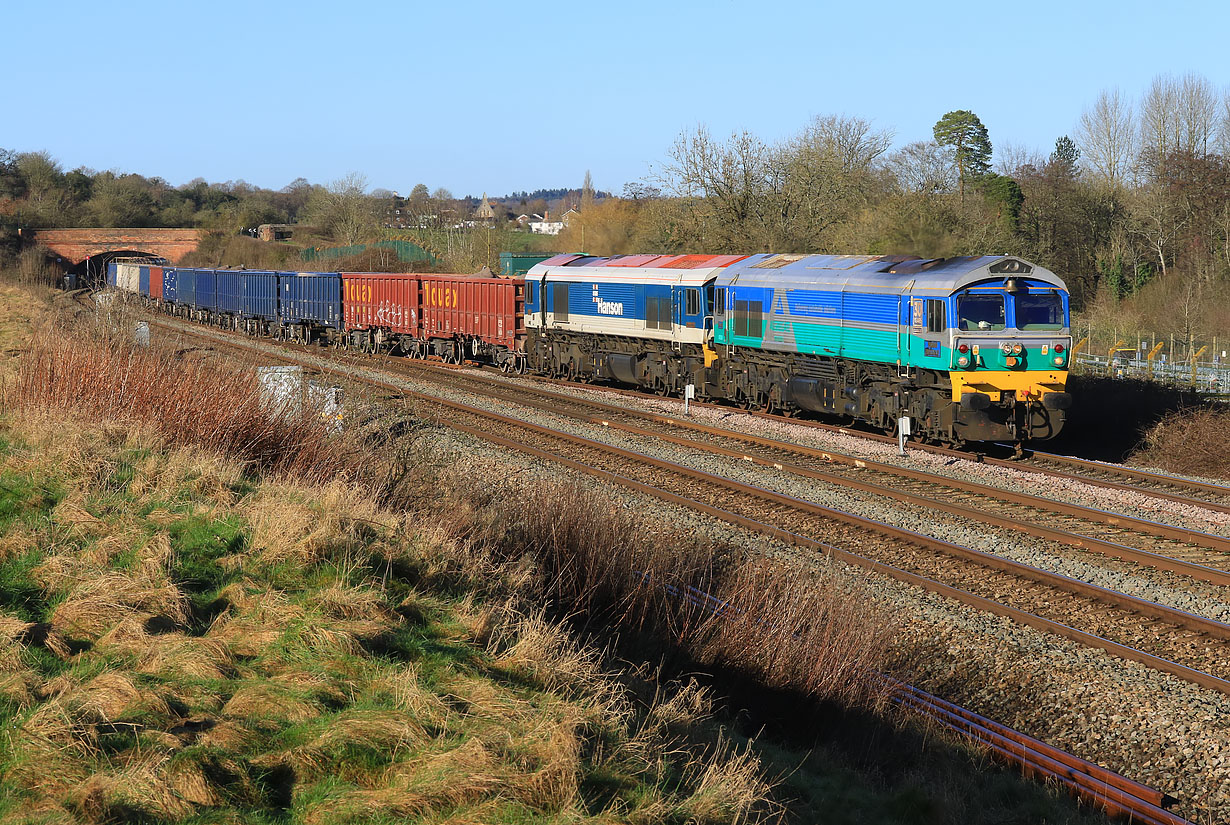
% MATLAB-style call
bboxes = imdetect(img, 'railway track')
[744,409,1230,515]
[143,312,1211,824]
[148,317,1230,696]
[527,368,1230,515]
[371,357,1230,584]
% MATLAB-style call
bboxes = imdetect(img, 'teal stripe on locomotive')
[717,285,904,364]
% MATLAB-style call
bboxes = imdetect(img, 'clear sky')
[7,0,1229,198]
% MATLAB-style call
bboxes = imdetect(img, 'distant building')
[257,224,294,242]
[473,193,496,223]
[529,211,565,235]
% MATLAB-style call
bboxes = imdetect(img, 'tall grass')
[435,474,896,710]
[7,325,355,484]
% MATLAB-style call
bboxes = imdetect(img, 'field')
[0,279,1119,824]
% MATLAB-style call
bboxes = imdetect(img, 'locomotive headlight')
[1053,356,1065,366]
[1000,342,1013,355]
[957,355,970,367]
[1005,355,1019,367]
[1012,343,1023,355]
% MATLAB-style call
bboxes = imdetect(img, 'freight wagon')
[278,272,342,343]
[340,272,525,369]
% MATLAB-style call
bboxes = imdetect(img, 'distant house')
[561,208,580,226]
[515,214,531,227]
[529,211,565,235]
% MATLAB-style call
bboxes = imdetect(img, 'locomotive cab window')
[926,299,946,333]
[713,287,725,315]
[526,281,534,304]
[1015,292,1064,330]
[957,293,1005,331]
[686,288,700,316]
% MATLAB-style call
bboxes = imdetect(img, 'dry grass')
[452,472,896,711]
[7,325,356,484]
[1131,406,1230,479]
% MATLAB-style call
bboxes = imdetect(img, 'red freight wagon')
[419,274,525,368]
[149,266,164,301]
[420,274,521,347]
[341,272,420,351]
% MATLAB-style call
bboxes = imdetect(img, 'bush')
[1131,407,1230,479]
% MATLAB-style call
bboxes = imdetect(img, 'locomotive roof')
[528,253,1067,293]
[528,253,748,286]
[716,254,1067,293]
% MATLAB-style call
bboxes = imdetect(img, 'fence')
[1072,330,1230,394]
[300,240,437,266]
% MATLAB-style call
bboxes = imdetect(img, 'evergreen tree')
[933,110,992,204]
[1049,135,1081,178]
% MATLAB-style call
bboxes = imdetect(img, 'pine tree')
[933,110,992,204]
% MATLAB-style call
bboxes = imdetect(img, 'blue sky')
[7,0,1229,198]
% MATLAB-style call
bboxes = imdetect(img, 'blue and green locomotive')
[526,253,1072,444]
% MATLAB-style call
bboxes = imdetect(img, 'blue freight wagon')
[278,272,341,343]
[163,268,179,305]
[139,265,151,297]
[192,269,219,316]
[215,270,245,323]
[241,271,279,320]
[176,267,197,309]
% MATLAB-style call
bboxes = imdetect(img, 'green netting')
[300,240,436,264]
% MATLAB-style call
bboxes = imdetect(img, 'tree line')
[4,71,1230,341]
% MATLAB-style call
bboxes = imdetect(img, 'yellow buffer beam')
[950,370,1068,402]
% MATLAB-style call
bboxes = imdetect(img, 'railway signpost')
[684,383,695,416]
[898,415,911,456]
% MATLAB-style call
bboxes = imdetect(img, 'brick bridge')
[30,228,204,265]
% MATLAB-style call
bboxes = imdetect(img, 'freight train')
[108,252,1072,446]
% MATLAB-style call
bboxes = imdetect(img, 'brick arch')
[29,228,204,265]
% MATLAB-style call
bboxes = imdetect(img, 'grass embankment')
[0,284,1113,824]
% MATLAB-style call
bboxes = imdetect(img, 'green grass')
[0,374,1115,825]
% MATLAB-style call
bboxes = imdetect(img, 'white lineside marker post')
[684,383,695,416]
[897,415,911,456]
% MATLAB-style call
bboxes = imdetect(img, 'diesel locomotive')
[525,253,1072,445]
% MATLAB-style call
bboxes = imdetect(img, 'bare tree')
[1078,88,1136,189]
[886,141,957,195]
[305,172,378,246]
[581,169,595,213]
[1176,73,1219,156]
[995,142,1044,177]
